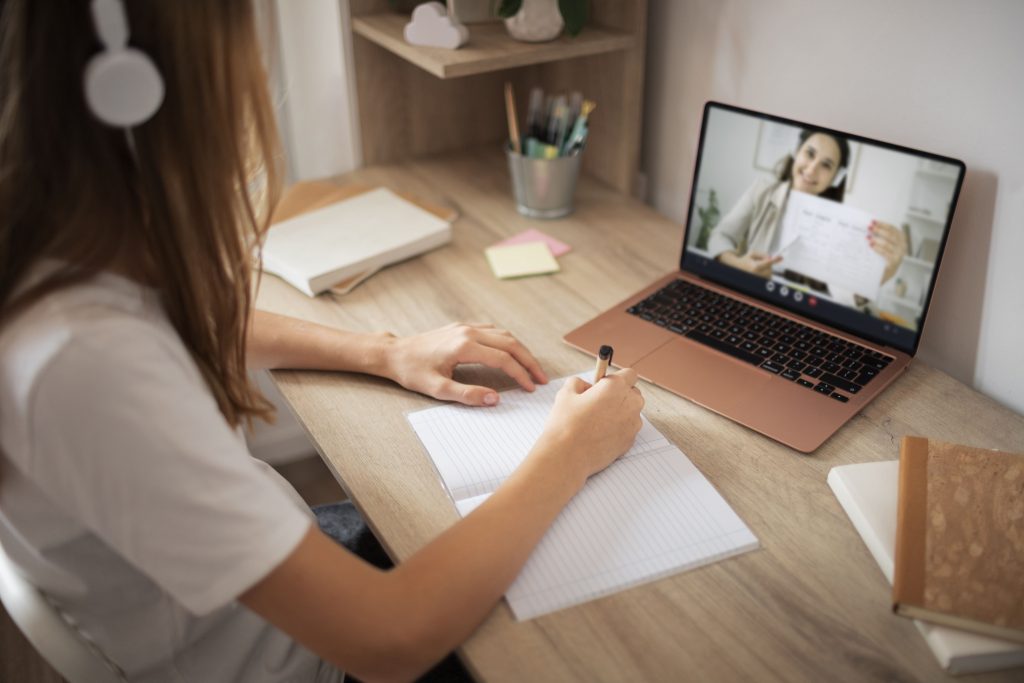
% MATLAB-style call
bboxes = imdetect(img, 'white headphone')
[831,166,847,188]
[83,0,164,127]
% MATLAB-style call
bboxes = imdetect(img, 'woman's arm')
[868,220,908,284]
[706,178,768,260]
[240,370,644,683]
[248,311,548,405]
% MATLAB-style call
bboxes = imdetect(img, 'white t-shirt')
[0,270,343,682]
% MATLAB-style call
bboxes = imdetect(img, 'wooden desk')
[256,150,1024,683]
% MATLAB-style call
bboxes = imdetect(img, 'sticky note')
[493,228,572,257]
[485,242,560,279]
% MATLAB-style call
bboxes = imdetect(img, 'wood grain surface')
[255,149,1024,683]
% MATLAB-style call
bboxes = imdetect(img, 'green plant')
[696,189,720,250]
[498,0,588,36]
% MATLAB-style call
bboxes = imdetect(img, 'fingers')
[475,331,549,384]
[562,376,590,395]
[458,343,538,392]
[869,222,906,256]
[432,377,499,407]
[608,367,638,388]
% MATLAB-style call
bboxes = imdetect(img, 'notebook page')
[409,375,759,620]
[408,377,573,500]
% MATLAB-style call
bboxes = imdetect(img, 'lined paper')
[408,375,759,620]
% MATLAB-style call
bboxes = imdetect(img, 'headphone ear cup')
[831,166,847,188]
[84,48,164,127]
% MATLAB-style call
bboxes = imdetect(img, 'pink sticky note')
[493,229,572,257]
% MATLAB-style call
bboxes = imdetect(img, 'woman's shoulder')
[0,274,193,415]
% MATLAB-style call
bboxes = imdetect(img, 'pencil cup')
[506,147,582,219]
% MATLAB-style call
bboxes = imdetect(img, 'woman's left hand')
[380,323,548,406]
[869,221,908,284]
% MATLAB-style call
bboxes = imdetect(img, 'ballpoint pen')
[594,345,614,383]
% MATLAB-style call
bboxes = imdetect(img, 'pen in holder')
[504,83,592,219]
[506,146,583,219]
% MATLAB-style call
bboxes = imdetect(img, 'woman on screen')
[708,129,907,290]
[0,2,643,682]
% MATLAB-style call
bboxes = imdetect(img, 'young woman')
[708,129,907,287]
[0,2,643,681]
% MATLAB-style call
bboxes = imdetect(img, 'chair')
[0,536,123,683]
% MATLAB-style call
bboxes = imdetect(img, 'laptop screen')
[680,102,964,355]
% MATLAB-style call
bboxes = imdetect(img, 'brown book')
[893,436,1024,643]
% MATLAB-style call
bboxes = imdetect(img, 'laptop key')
[797,378,815,388]
[760,361,784,374]
[820,373,862,394]
[780,369,801,381]
[860,356,888,370]
[814,382,835,394]
[804,367,823,378]
[685,330,763,365]
[830,392,850,403]
[668,324,687,334]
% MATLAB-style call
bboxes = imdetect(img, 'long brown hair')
[0,0,282,426]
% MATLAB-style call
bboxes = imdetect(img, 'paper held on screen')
[407,374,759,620]
[776,191,886,301]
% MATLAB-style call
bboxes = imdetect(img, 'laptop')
[564,102,965,452]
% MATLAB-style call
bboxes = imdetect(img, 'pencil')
[594,345,614,383]
[504,82,521,154]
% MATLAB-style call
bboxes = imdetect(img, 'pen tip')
[599,345,613,359]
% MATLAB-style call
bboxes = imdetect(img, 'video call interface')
[682,105,962,353]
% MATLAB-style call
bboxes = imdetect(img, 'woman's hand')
[531,368,644,483]
[869,221,908,284]
[381,323,548,406]
[718,250,782,278]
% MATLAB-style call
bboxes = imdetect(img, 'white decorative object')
[404,2,469,49]
[504,0,563,42]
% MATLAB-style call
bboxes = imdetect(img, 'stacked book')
[262,184,455,297]
[829,437,1024,675]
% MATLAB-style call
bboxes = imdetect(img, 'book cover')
[263,183,455,297]
[894,437,1024,644]
[828,460,1024,675]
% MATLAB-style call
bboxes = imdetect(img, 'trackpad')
[633,337,771,415]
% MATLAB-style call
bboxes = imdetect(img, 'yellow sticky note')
[484,242,560,279]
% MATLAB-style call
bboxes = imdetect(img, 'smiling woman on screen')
[708,129,907,288]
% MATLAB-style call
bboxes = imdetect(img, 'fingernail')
[484,393,498,405]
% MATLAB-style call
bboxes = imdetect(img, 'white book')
[262,187,452,296]
[828,460,1024,675]
[407,374,759,620]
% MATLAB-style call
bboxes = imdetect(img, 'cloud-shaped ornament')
[404,2,469,49]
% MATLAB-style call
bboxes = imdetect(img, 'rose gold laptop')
[565,102,965,452]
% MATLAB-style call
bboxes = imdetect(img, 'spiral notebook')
[407,374,759,620]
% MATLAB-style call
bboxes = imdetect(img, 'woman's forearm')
[247,309,392,374]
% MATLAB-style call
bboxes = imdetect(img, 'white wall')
[272,0,361,181]
[642,0,1024,414]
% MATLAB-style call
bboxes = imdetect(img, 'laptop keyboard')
[626,279,894,402]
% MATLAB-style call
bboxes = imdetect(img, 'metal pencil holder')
[506,146,582,219]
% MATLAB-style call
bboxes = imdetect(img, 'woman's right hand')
[530,368,644,484]
[719,250,782,278]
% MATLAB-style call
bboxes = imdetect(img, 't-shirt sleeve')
[24,318,313,616]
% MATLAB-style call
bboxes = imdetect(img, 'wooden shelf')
[906,208,945,224]
[352,13,634,79]
[903,255,935,269]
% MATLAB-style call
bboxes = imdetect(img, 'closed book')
[893,437,1024,644]
[828,461,1024,675]
[263,185,454,297]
